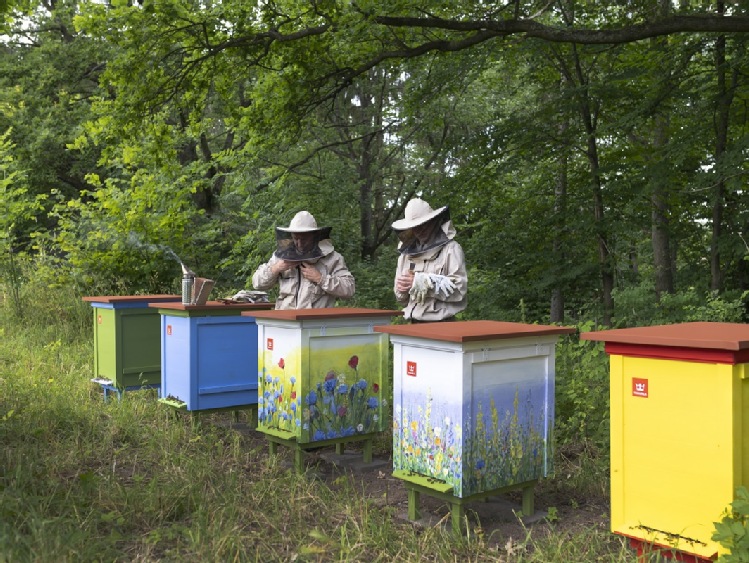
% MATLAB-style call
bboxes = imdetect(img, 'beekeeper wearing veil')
[391,198,467,322]
[252,211,355,310]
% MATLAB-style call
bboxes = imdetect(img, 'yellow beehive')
[582,322,749,561]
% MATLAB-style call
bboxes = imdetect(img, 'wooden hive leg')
[294,446,305,474]
[407,487,421,521]
[248,406,258,429]
[335,442,345,455]
[362,439,373,463]
[522,483,535,516]
[450,500,464,536]
[269,440,278,456]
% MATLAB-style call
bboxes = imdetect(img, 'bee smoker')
[181,264,195,305]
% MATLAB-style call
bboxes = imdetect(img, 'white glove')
[409,272,434,304]
[428,274,456,298]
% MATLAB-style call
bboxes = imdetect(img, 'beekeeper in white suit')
[252,211,355,310]
[391,198,467,322]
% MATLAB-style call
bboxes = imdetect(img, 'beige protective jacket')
[252,248,355,310]
[394,238,467,322]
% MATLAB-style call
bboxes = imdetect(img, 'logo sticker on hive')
[632,377,648,398]
[406,361,417,377]
[97,314,102,325]
[267,338,274,350]
[166,325,172,336]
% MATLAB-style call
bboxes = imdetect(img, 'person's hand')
[409,272,434,304]
[396,274,414,294]
[300,262,322,284]
[271,260,296,276]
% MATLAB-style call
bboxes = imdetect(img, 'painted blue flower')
[314,430,326,441]
[290,402,297,412]
[476,459,486,470]
[326,430,339,440]
[367,397,379,409]
[323,379,336,394]
[265,374,272,383]
[342,426,356,437]
[337,384,348,395]
[290,376,296,385]
[306,391,317,406]
[357,379,368,391]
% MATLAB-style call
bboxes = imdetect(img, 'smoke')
[125,232,184,266]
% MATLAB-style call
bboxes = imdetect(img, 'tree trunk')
[651,111,673,298]
[550,114,569,324]
[711,3,735,291]
[572,49,614,326]
[651,0,674,298]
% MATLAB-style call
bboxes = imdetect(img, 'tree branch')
[374,14,749,45]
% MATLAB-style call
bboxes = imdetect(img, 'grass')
[0,303,644,562]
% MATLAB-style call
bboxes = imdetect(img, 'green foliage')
[555,322,611,450]
[0,128,45,318]
[613,284,747,327]
[713,486,749,562]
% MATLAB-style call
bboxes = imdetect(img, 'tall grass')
[0,293,637,562]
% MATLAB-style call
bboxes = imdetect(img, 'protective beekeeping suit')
[391,198,467,322]
[252,211,355,310]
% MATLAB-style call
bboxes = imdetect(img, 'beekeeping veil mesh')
[393,206,451,256]
[274,226,333,262]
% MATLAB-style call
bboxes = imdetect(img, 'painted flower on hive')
[303,353,383,443]
[258,355,301,432]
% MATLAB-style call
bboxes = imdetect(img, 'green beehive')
[83,295,180,391]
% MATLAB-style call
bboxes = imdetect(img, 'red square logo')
[406,361,417,377]
[267,338,274,351]
[632,377,648,398]
[166,325,172,336]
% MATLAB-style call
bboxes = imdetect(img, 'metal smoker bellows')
[180,263,214,306]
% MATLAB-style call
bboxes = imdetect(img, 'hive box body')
[582,322,749,560]
[377,321,573,499]
[154,302,273,411]
[84,295,180,388]
[252,308,401,445]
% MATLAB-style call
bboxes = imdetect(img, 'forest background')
[3,1,749,560]
[3,0,749,328]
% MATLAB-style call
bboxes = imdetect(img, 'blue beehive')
[151,301,273,411]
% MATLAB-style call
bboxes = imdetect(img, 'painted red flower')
[291,391,297,400]
[278,358,285,369]
[372,383,379,393]
[348,355,359,369]
[278,395,283,402]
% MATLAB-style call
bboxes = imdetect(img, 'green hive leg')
[408,488,421,521]
[450,502,464,536]
[522,484,535,516]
